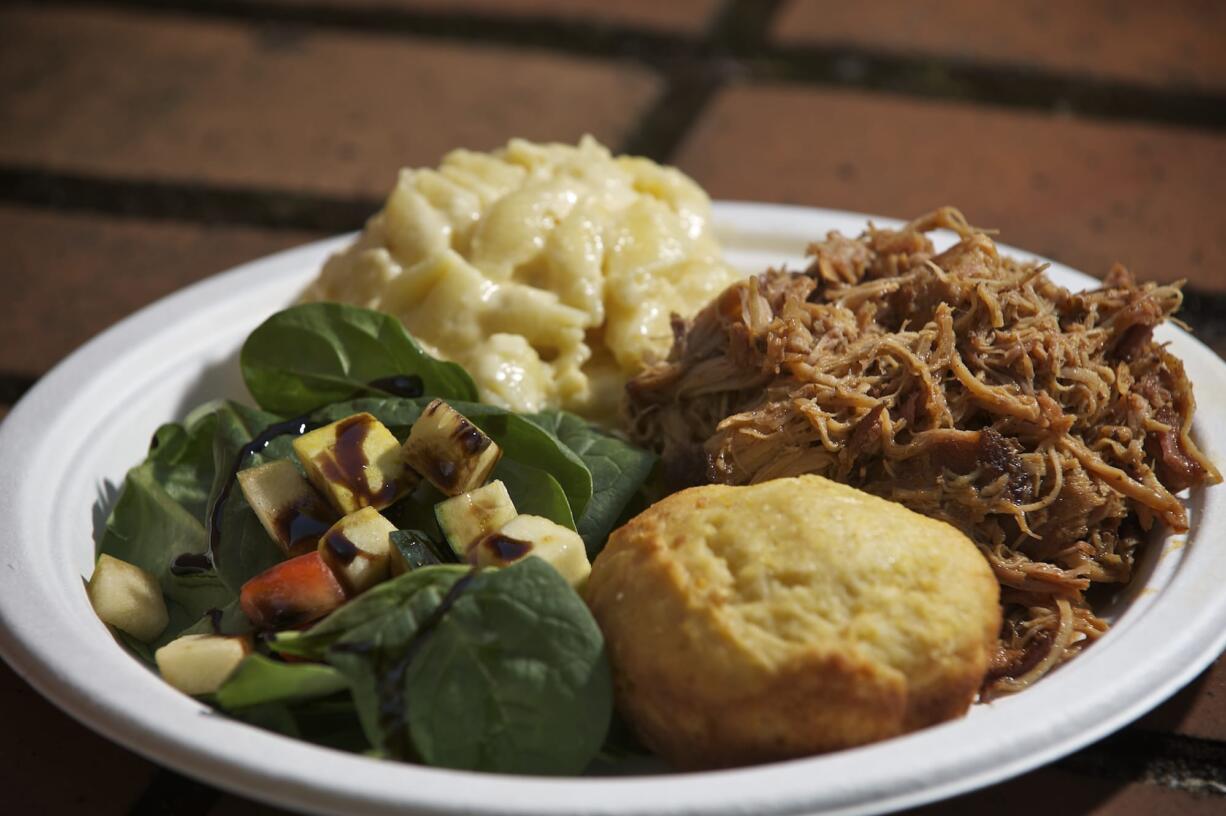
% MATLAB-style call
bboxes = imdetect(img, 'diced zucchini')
[293,412,416,515]
[236,460,336,556]
[435,480,518,559]
[155,634,252,696]
[239,551,347,630]
[474,514,591,590]
[87,553,169,643]
[317,506,397,594]
[402,400,501,496]
[388,530,444,576]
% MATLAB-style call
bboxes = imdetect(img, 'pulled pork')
[625,207,1220,698]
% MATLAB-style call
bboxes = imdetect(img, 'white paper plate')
[1,203,1224,816]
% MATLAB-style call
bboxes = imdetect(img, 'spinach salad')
[88,302,656,775]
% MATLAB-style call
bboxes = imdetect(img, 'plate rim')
[1,200,1224,816]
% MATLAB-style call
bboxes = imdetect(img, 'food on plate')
[403,398,502,495]
[626,206,1221,697]
[236,460,335,556]
[87,554,169,642]
[239,550,349,630]
[435,479,518,557]
[587,475,999,768]
[475,514,592,589]
[303,137,741,420]
[90,301,651,775]
[293,412,414,513]
[316,506,398,595]
[155,633,252,695]
[84,131,1218,776]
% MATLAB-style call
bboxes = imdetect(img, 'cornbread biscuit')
[585,475,1000,769]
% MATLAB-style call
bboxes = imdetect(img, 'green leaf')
[176,600,253,638]
[450,402,592,518]
[225,699,368,752]
[493,458,575,531]
[527,411,657,557]
[99,463,232,638]
[216,654,348,710]
[240,303,478,414]
[272,561,611,774]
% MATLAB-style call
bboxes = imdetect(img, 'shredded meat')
[625,207,1220,698]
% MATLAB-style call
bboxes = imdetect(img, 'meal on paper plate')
[86,137,1219,773]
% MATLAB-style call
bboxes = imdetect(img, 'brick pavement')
[1,1,1224,814]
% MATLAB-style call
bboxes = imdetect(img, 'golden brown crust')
[586,475,1000,769]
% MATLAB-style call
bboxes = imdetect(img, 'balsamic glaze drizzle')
[366,375,424,398]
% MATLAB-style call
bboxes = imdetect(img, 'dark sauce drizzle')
[483,534,532,562]
[170,374,423,577]
[318,415,398,508]
[366,375,424,398]
[332,568,478,758]
[323,529,361,565]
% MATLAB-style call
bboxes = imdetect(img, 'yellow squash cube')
[293,412,415,514]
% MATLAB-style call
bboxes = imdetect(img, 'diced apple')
[155,634,252,696]
[240,551,347,630]
[475,514,591,589]
[292,412,415,515]
[318,506,397,595]
[403,400,501,496]
[236,460,336,556]
[87,553,169,642]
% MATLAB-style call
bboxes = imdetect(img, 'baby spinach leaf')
[98,462,232,628]
[451,402,592,517]
[272,561,611,775]
[176,600,253,642]
[528,411,657,556]
[225,699,368,752]
[401,560,610,774]
[146,412,218,522]
[493,458,576,531]
[216,655,348,710]
[311,396,424,439]
[240,303,478,415]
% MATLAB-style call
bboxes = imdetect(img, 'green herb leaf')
[98,460,232,641]
[527,411,657,556]
[216,654,348,710]
[272,561,611,774]
[240,303,478,414]
[492,458,576,530]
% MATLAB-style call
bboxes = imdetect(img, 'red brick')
[910,767,1223,815]
[675,84,1226,292]
[771,0,1226,93]
[1138,655,1226,742]
[0,659,157,814]
[0,7,660,197]
[270,0,722,33]
[0,206,320,376]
